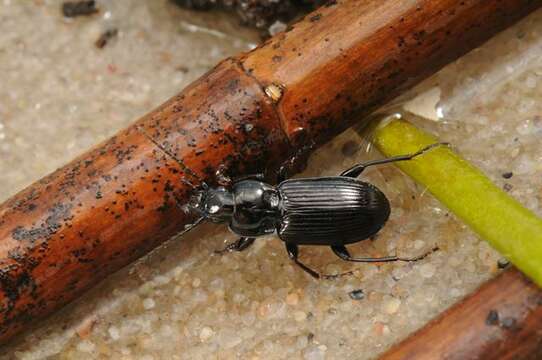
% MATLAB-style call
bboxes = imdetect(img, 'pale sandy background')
[0,1,541,359]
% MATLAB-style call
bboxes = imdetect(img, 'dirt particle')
[62,0,98,18]
[348,289,365,301]
[286,292,299,306]
[501,171,513,179]
[75,315,97,339]
[176,65,189,73]
[95,29,118,49]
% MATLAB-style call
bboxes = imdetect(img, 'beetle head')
[191,187,234,223]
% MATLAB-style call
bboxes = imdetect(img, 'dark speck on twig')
[485,309,499,326]
[310,13,322,22]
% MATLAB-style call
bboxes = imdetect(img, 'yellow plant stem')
[373,118,542,287]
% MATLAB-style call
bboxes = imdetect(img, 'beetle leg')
[331,245,438,262]
[285,243,321,279]
[214,237,256,254]
[340,142,450,178]
[331,245,401,262]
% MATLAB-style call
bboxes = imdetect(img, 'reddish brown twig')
[0,0,539,344]
[379,268,542,360]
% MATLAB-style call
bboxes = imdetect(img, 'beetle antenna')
[341,142,451,178]
[137,126,207,189]
[411,142,450,158]
[397,246,440,262]
[176,215,205,238]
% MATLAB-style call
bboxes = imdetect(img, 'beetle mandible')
[190,142,446,279]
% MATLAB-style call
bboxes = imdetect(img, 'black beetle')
[191,142,445,278]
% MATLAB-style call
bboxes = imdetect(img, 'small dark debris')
[501,172,513,179]
[176,65,189,73]
[309,13,322,22]
[485,309,499,326]
[503,183,513,192]
[307,332,315,342]
[95,28,118,49]
[497,258,510,269]
[62,0,98,18]
[348,289,365,301]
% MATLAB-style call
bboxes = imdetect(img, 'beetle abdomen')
[277,177,390,245]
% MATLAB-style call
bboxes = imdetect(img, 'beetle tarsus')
[214,237,256,254]
[331,244,439,263]
[321,270,355,280]
[340,142,450,178]
[397,246,440,262]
